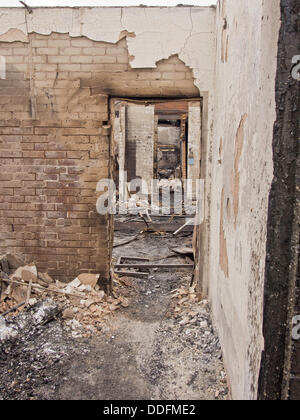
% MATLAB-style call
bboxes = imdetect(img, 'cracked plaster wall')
[209,0,281,400]
[0,6,216,93]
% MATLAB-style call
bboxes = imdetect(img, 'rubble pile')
[168,286,217,335]
[0,298,81,400]
[58,274,130,337]
[168,285,224,358]
[169,285,199,315]
[0,253,130,337]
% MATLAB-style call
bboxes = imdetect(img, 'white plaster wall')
[0,6,216,92]
[209,0,281,400]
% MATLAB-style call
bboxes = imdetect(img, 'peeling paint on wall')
[219,187,229,277]
[0,7,216,92]
[233,114,247,228]
[210,0,280,400]
[0,28,28,43]
[218,136,223,165]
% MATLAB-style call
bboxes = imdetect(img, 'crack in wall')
[179,7,194,58]
[0,6,216,97]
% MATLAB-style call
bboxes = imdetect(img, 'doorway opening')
[99,96,226,399]
[110,97,202,217]
[109,96,203,287]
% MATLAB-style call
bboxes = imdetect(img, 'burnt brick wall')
[0,33,198,284]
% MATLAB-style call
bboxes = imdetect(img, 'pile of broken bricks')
[0,253,129,337]
[167,285,200,318]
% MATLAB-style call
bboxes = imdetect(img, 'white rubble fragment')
[96,291,105,300]
[32,300,59,325]
[0,316,19,341]
[68,278,81,288]
[28,298,37,306]
[78,273,100,288]
[65,319,82,330]
[84,300,94,308]
[77,284,93,293]
[62,308,75,320]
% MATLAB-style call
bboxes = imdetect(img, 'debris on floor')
[170,247,194,260]
[168,285,199,316]
[0,299,86,400]
[110,231,229,400]
[0,230,229,400]
[0,299,61,343]
[142,295,228,400]
[113,255,194,280]
[0,254,129,338]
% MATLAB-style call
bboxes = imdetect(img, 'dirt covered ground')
[0,229,228,400]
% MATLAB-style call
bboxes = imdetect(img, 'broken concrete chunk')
[38,272,54,285]
[0,255,10,274]
[96,290,105,300]
[10,284,28,304]
[22,264,38,283]
[76,284,93,293]
[0,299,60,343]
[36,279,49,288]
[6,253,25,270]
[179,316,190,325]
[68,278,81,288]
[109,304,120,311]
[119,297,129,308]
[89,304,98,313]
[0,316,19,341]
[78,273,100,288]
[12,264,37,284]
[28,298,37,306]
[22,270,37,283]
[62,308,75,320]
[63,284,77,295]
[84,299,94,308]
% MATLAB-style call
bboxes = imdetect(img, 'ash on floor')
[0,231,229,400]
